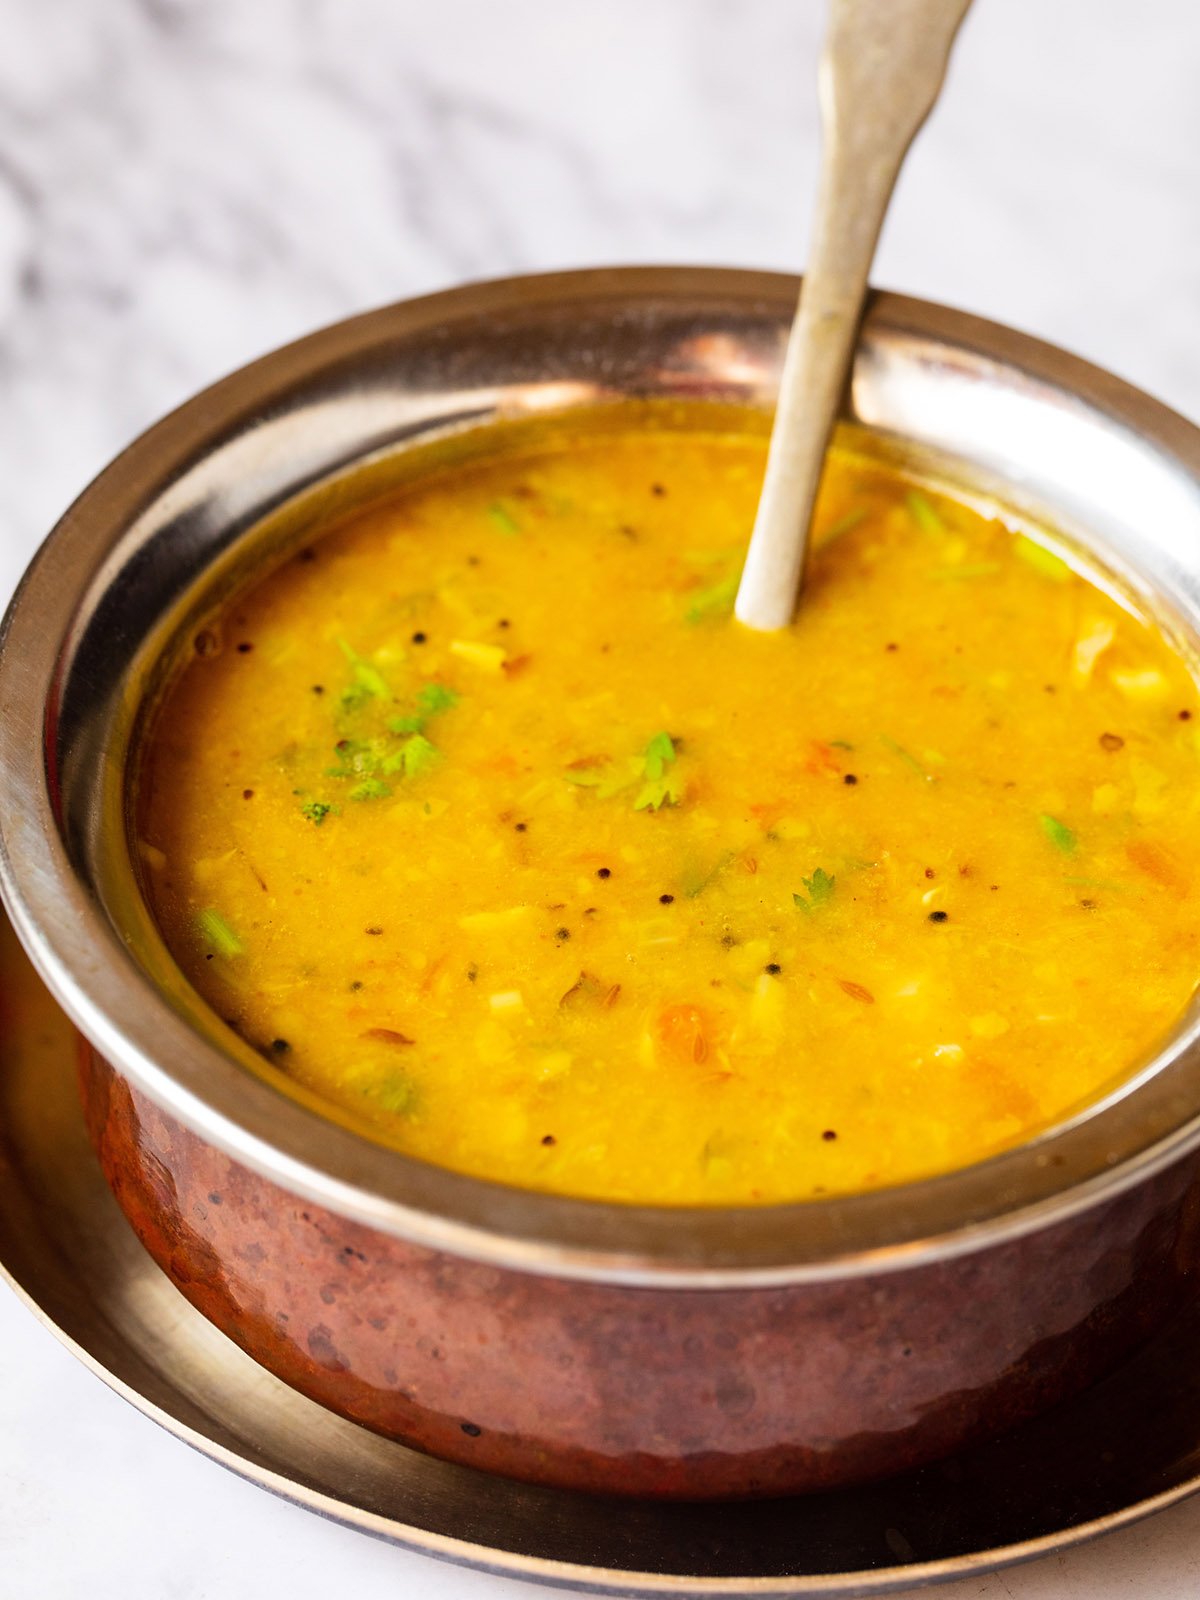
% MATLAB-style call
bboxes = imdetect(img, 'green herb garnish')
[326,736,390,779]
[300,801,333,825]
[487,500,521,535]
[643,732,674,775]
[338,682,371,713]
[367,1073,418,1115]
[565,733,685,811]
[350,778,392,801]
[388,682,459,736]
[794,869,836,915]
[906,491,946,536]
[565,761,638,798]
[417,682,459,715]
[380,734,439,779]
[197,908,243,957]
[1014,536,1071,583]
[820,507,869,544]
[634,779,682,812]
[323,673,459,793]
[880,735,935,783]
[634,731,683,812]
[680,850,736,898]
[1039,813,1077,854]
[400,734,438,779]
[685,575,739,625]
[337,637,391,700]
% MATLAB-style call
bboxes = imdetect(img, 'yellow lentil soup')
[138,413,1200,1205]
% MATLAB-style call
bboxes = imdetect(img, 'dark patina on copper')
[81,1047,1200,1498]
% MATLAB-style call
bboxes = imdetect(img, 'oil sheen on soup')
[137,415,1200,1205]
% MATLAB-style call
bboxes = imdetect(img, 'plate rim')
[4,1253,1199,1598]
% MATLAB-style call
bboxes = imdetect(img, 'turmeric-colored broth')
[139,417,1200,1204]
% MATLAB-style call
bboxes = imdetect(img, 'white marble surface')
[2,0,1200,1594]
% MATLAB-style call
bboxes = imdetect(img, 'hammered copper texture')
[80,1047,1200,1499]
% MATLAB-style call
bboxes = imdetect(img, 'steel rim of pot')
[3,265,1200,1287]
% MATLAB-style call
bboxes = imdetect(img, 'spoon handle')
[735,0,973,632]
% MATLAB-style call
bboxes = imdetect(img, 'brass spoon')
[735,0,974,632]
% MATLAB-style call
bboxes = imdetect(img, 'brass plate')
[1,913,1199,1597]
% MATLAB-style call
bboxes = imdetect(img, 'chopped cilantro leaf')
[794,869,836,914]
[350,778,392,801]
[330,737,391,778]
[565,733,684,811]
[301,801,333,825]
[338,682,372,713]
[880,736,935,783]
[388,682,459,736]
[906,491,945,536]
[685,575,738,624]
[820,506,869,544]
[595,762,641,799]
[680,850,735,897]
[337,638,391,699]
[635,732,681,810]
[336,640,388,697]
[417,682,459,716]
[487,501,521,535]
[197,908,243,957]
[371,1073,418,1114]
[1039,813,1077,854]
[643,732,676,780]
[634,775,683,812]
[1015,536,1071,583]
[400,734,438,779]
